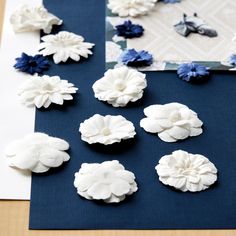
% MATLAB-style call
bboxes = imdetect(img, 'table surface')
[0,0,236,235]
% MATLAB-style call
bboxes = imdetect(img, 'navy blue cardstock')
[30,0,236,229]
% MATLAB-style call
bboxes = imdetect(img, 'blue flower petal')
[14,53,50,75]
[115,20,144,39]
[228,54,236,67]
[160,0,181,3]
[177,63,209,82]
[121,49,153,67]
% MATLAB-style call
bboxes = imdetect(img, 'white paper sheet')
[0,0,42,199]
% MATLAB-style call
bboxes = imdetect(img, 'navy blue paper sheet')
[30,0,236,229]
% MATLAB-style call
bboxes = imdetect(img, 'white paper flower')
[74,160,138,203]
[79,114,136,145]
[107,0,157,17]
[93,67,147,107]
[4,133,70,173]
[10,5,62,34]
[140,103,203,142]
[38,31,95,64]
[106,41,123,63]
[155,150,218,192]
[18,75,78,108]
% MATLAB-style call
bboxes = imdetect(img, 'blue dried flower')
[228,54,236,67]
[121,49,153,67]
[177,63,209,82]
[160,0,181,3]
[14,53,50,75]
[115,20,144,39]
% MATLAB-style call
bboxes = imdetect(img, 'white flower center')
[114,79,126,91]
[177,162,199,176]
[169,110,181,122]
[96,169,114,184]
[101,127,111,136]
[41,83,55,93]
[180,168,197,176]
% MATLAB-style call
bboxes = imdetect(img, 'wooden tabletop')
[0,0,235,235]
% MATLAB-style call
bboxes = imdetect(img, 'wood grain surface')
[0,0,235,235]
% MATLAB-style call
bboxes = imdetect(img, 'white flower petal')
[158,131,177,143]
[190,127,203,137]
[31,162,50,173]
[140,118,163,133]
[110,179,131,196]
[87,183,112,200]
[48,137,69,151]
[115,170,135,183]
[167,126,190,140]
[50,93,64,105]
[9,147,39,170]
[74,174,96,192]
[39,148,69,167]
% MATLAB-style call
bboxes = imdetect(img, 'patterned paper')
[106,0,236,71]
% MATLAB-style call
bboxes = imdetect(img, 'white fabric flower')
[18,75,78,108]
[140,103,203,142]
[10,5,62,34]
[74,160,138,203]
[79,114,136,145]
[39,31,95,64]
[107,0,157,17]
[93,67,147,107]
[4,133,70,173]
[155,150,218,192]
[106,41,123,63]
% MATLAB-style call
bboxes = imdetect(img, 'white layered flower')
[39,31,95,64]
[79,114,136,145]
[18,75,78,108]
[155,150,218,192]
[10,5,62,34]
[106,41,123,63]
[140,103,203,142]
[74,160,138,203]
[107,0,157,17]
[4,133,70,173]
[93,67,147,107]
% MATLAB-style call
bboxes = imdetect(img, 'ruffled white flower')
[106,41,123,63]
[4,133,70,173]
[18,75,78,108]
[107,0,157,17]
[93,67,147,107]
[140,103,203,142]
[74,160,138,203]
[10,5,62,34]
[155,150,218,192]
[79,114,136,145]
[39,31,95,64]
